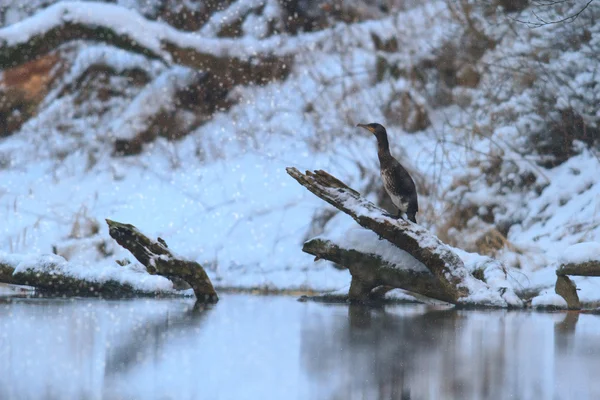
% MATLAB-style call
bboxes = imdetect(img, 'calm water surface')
[1,294,599,400]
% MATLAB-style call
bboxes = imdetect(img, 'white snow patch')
[326,226,429,272]
[532,292,568,309]
[559,242,600,265]
[1,251,174,293]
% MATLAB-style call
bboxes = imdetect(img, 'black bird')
[357,123,418,223]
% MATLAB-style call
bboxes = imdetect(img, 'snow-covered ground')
[1,1,599,305]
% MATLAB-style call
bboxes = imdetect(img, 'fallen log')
[287,167,519,307]
[0,220,217,302]
[554,260,600,309]
[0,253,174,297]
[554,275,580,310]
[303,237,452,303]
[557,261,600,277]
[106,219,218,302]
[0,2,290,88]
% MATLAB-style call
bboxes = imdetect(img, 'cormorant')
[357,123,418,223]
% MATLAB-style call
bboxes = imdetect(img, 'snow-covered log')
[303,237,452,303]
[554,243,600,309]
[0,2,289,88]
[0,253,175,297]
[557,261,600,277]
[287,168,517,307]
[106,219,218,302]
[0,220,218,301]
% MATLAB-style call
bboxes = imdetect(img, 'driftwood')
[557,261,600,277]
[0,220,217,302]
[0,256,156,297]
[554,260,600,309]
[106,219,218,302]
[0,2,290,88]
[287,168,516,307]
[554,275,580,310]
[303,238,452,303]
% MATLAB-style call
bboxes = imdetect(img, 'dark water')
[0,294,599,400]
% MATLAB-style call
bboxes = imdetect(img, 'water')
[0,294,599,400]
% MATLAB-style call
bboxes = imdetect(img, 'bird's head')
[357,123,387,140]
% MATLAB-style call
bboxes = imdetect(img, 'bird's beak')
[357,123,374,133]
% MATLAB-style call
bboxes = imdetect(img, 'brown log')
[287,167,489,304]
[557,261,600,277]
[0,256,165,297]
[303,238,453,303]
[554,275,580,310]
[106,219,218,302]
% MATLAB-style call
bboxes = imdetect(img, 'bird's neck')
[376,135,392,163]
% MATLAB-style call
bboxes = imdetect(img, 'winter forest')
[1,0,600,399]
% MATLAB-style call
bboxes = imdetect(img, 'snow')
[532,292,568,309]
[0,0,599,306]
[453,247,524,307]
[110,66,200,141]
[1,251,175,293]
[559,242,600,265]
[323,226,429,272]
[320,223,521,307]
[0,283,33,296]
[200,0,267,37]
[0,2,167,56]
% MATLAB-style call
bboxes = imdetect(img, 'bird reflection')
[301,304,458,400]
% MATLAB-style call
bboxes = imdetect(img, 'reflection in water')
[301,305,600,400]
[1,295,600,400]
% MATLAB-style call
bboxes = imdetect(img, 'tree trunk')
[0,255,168,297]
[106,219,218,302]
[287,167,515,307]
[303,238,453,303]
[554,275,580,310]
[554,261,600,309]
[557,261,600,277]
[0,220,217,302]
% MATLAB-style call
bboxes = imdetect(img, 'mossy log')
[557,261,600,277]
[0,256,165,297]
[106,219,218,302]
[287,168,511,307]
[0,2,290,88]
[303,238,452,303]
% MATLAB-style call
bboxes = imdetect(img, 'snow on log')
[553,242,600,309]
[303,237,453,303]
[557,261,600,277]
[287,167,520,307]
[0,2,289,87]
[106,219,218,302]
[0,252,175,297]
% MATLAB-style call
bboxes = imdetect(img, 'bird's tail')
[407,213,417,224]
